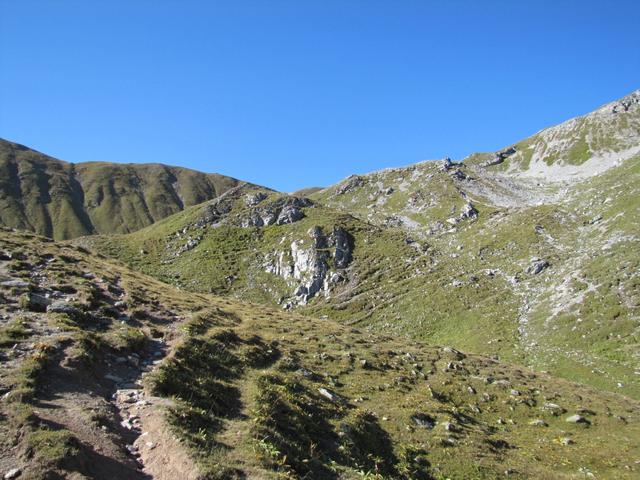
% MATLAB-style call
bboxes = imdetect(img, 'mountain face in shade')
[0,139,254,240]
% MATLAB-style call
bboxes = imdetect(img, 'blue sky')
[1,1,639,191]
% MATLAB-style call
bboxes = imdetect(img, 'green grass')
[25,428,80,467]
[7,341,60,404]
[0,316,32,349]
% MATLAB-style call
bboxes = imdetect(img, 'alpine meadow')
[1,2,639,479]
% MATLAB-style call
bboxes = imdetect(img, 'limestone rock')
[318,387,338,402]
[276,205,304,225]
[483,146,517,167]
[241,196,312,227]
[450,168,468,180]
[411,413,436,429]
[460,202,478,219]
[245,192,267,206]
[542,402,566,415]
[25,292,51,311]
[336,175,364,195]
[529,419,547,427]
[442,346,466,360]
[1,280,29,289]
[264,225,354,306]
[526,258,550,275]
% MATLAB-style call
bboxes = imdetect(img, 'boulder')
[565,414,590,425]
[26,292,51,311]
[529,419,547,427]
[526,258,550,275]
[442,346,465,358]
[318,387,338,402]
[411,413,436,429]
[47,301,81,316]
[460,202,478,219]
[542,402,566,415]
[276,206,304,225]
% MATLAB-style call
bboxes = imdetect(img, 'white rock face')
[515,144,640,182]
[264,226,353,306]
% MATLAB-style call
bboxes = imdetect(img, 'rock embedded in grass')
[566,414,590,425]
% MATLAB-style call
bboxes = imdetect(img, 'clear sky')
[1,1,639,191]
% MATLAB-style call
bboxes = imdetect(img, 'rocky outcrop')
[193,184,250,226]
[336,175,364,195]
[332,226,353,268]
[460,202,478,219]
[276,205,305,225]
[449,168,467,180]
[240,196,312,227]
[611,91,639,113]
[483,146,517,167]
[440,157,469,180]
[245,192,268,206]
[264,225,354,306]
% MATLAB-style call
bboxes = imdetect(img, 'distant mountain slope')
[471,89,640,179]
[0,139,253,239]
[313,89,640,231]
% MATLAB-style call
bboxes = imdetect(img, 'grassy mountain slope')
[1,228,639,479]
[86,90,640,402]
[0,139,250,240]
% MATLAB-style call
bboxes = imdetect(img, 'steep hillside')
[86,184,427,310]
[1,228,639,479]
[0,139,251,240]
